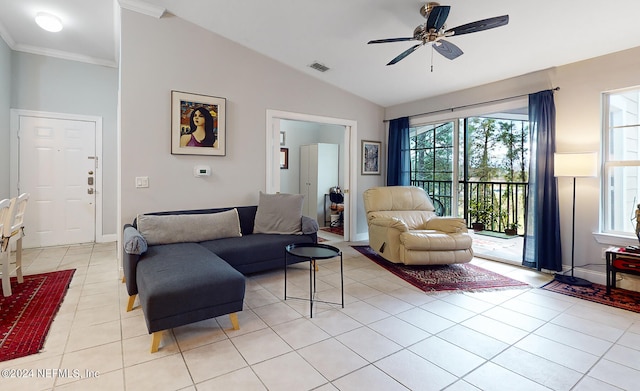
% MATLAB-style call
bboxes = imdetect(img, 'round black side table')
[284,243,343,318]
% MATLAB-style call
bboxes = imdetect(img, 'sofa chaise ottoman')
[122,193,318,352]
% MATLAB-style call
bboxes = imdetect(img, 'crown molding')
[0,20,16,49]
[119,0,166,19]
[13,43,117,68]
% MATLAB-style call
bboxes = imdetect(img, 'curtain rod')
[384,87,560,123]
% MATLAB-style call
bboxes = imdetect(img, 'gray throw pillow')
[123,226,148,255]
[137,208,242,245]
[301,216,319,234]
[253,192,304,234]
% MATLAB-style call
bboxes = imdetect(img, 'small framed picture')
[171,91,226,156]
[362,140,381,175]
[280,148,289,169]
[280,131,286,146]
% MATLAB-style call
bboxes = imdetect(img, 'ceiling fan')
[368,2,509,66]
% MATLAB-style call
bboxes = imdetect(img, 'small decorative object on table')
[624,245,640,254]
[635,203,640,242]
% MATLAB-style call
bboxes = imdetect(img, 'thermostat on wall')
[194,165,211,177]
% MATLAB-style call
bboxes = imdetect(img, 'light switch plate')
[135,176,149,188]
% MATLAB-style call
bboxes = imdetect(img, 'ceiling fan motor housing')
[420,2,441,19]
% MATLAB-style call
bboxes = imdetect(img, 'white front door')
[18,115,96,247]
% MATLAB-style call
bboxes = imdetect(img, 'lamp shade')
[554,152,598,177]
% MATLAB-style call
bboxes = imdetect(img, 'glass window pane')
[435,148,452,180]
[605,165,640,233]
[609,126,640,161]
[466,117,530,183]
[609,91,640,128]
[409,122,454,199]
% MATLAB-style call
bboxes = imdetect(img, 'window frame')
[602,86,640,236]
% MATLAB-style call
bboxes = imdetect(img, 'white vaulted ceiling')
[2,0,640,107]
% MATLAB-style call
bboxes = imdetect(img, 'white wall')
[551,46,640,289]
[10,52,119,236]
[119,11,384,236]
[0,38,10,199]
[386,46,640,287]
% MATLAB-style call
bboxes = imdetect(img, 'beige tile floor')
[2,233,640,391]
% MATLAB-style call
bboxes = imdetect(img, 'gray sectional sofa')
[122,194,317,352]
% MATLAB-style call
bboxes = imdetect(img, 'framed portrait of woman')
[171,91,226,156]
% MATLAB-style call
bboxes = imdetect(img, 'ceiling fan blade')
[445,15,509,37]
[387,44,422,65]
[368,37,415,44]
[433,39,464,60]
[426,5,450,30]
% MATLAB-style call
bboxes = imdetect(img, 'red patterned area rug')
[0,269,75,362]
[542,280,640,314]
[352,246,529,293]
[320,226,343,237]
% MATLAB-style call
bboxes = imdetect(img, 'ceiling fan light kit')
[368,2,508,66]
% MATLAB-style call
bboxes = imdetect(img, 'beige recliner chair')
[363,186,473,265]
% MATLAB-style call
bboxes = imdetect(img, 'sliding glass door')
[409,108,529,234]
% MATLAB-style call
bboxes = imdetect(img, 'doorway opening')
[265,110,357,241]
[408,102,529,264]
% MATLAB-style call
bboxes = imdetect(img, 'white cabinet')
[300,144,339,225]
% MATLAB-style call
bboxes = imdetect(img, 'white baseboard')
[98,234,117,243]
[571,268,606,285]
[351,232,369,242]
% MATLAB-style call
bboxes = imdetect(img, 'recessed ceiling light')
[35,12,63,33]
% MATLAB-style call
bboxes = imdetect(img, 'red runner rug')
[352,245,529,292]
[542,280,640,314]
[1,269,75,362]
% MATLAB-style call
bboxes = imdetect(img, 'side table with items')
[605,246,640,295]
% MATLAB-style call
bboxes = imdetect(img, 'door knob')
[88,188,94,194]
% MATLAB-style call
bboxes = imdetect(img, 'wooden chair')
[0,198,15,296]
[2,193,29,297]
[0,199,8,307]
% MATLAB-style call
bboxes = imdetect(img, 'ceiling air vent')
[309,62,329,73]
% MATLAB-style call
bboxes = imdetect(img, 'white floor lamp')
[554,152,597,286]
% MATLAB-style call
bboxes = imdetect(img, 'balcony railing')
[410,179,529,235]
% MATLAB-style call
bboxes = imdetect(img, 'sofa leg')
[121,275,126,283]
[229,313,239,330]
[126,295,136,312]
[313,260,319,272]
[151,331,163,353]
